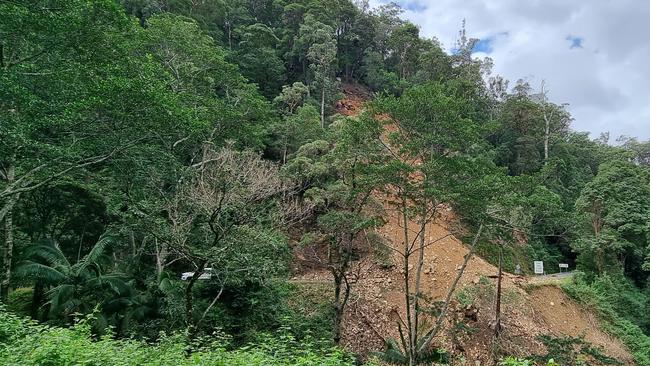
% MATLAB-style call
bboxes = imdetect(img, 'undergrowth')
[562,273,650,366]
[534,335,620,366]
[0,306,363,366]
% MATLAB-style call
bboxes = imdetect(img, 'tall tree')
[166,146,291,335]
[0,0,163,300]
[574,160,650,279]
[292,14,335,86]
[283,114,385,343]
[371,82,499,365]
[308,37,338,128]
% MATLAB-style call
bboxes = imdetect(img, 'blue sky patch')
[566,35,584,49]
[381,0,428,12]
[473,38,494,54]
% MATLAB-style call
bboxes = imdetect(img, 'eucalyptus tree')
[291,14,339,127]
[387,23,421,80]
[270,82,321,164]
[308,36,338,128]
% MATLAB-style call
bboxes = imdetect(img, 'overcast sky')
[369,0,650,141]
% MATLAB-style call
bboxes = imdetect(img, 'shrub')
[500,357,559,366]
[535,335,620,366]
[563,274,650,366]
[6,288,32,317]
[499,357,534,366]
[0,306,359,366]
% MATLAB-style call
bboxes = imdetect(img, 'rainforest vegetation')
[1,0,650,365]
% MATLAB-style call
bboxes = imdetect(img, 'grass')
[523,275,573,292]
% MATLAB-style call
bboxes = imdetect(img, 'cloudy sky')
[369,0,650,141]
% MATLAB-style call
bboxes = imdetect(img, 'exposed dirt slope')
[334,83,371,116]
[293,84,633,365]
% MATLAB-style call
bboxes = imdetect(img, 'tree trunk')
[494,246,503,337]
[399,195,416,366]
[31,282,44,319]
[333,273,344,343]
[412,211,427,357]
[541,81,551,163]
[197,283,225,328]
[418,224,484,354]
[154,237,168,281]
[331,232,353,344]
[77,224,87,262]
[185,259,207,337]
[320,85,326,129]
[544,115,550,162]
[1,164,15,303]
[282,143,288,165]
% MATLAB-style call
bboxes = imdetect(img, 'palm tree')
[16,234,133,325]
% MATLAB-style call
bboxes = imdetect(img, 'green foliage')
[361,50,405,94]
[500,357,562,366]
[535,335,621,366]
[233,24,285,98]
[0,307,358,366]
[374,338,448,365]
[281,282,337,343]
[455,277,494,308]
[573,160,650,278]
[476,238,527,273]
[137,13,274,149]
[14,235,138,331]
[371,81,499,217]
[563,274,650,365]
[5,288,32,317]
[3,0,650,362]
[499,357,534,366]
[269,104,322,163]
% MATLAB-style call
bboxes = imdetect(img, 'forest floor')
[290,83,633,365]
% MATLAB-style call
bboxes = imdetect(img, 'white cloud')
[369,0,650,140]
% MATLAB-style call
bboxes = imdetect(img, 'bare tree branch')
[417,223,484,353]
[1,137,146,199]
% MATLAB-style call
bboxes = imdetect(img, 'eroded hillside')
[292,84,633,365]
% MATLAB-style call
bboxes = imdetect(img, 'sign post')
[533,261,544,275]
[559,263,569,273]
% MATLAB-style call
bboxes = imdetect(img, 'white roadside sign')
[534,261,544,275]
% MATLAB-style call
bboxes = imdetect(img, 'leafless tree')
[165,145,306,335]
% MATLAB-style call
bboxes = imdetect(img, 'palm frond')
[48,284,76,315]
[24,241,71,269]
[14,261,66,283]
[92,275,132,296]
[78,234,116,273]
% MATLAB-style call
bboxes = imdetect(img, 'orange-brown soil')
[291,84,633,365]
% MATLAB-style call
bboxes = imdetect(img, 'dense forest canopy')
[1,0,650,365]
